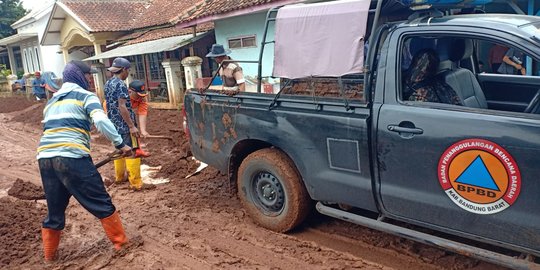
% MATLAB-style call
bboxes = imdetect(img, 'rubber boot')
[125,157,143,190]
[114,158,127,183]
[42,228,61,262]
[100,211,128,250]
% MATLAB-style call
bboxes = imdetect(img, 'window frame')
[227,35,257,49]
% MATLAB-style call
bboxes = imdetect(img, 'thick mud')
[0,95,510,270]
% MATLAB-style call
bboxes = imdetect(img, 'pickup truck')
[184,0,540,268]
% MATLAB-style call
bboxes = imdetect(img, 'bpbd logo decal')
[438,139,521,214]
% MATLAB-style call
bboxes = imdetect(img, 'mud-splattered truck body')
[184,0,540,268]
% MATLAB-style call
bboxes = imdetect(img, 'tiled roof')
[61,0,149,32]
[134,0,201,29]
[60,0,202,32]
[121,22,214,45]
[172,0,286,25]
[60,0,289,33]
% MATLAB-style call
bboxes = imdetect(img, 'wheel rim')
[251,171,285,215]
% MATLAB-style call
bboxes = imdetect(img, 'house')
[40,0,216,108]
[174,0,301,92]
[0,1,64,77]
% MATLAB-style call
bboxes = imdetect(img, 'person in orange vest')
[127,80,150,158]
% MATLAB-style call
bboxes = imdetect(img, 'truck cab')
[184,0,540,268]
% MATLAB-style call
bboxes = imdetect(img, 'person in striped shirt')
[37,60,132,262]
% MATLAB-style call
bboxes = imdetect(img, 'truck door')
[376,31,540,252]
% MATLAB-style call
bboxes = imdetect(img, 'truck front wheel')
[237,148,311,232]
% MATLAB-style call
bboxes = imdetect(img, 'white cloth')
[273,0,370,79]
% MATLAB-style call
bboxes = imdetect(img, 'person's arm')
[118,98,139,137]
[84,95,132,155]
[234,67,246,91]
[502,49,526,75]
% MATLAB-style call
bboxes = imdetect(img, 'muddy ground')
[0,95,509,270]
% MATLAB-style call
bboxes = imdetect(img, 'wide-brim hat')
[206,44,231,57]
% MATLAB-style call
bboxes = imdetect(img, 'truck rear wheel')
[237,148,311,232]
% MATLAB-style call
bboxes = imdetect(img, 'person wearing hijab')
[404,48,463,105]
[38,60,132,262]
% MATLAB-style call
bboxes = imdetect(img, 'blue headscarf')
[62,62,89,90]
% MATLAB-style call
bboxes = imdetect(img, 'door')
[377,32,540,253]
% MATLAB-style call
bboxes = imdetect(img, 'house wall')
[12,10,64,76]
[214,11,276,85]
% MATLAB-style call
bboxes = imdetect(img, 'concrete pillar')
[161,59,184,106]
[91,62,106,100]
[93,42,105,64]
[62,47,69,64]
[7,46,16,74]
[181,56,202,91]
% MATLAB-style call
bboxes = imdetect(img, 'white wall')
[214,12,276,83]
[15,9,64,76]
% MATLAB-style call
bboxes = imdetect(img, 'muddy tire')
[237,148,311,232]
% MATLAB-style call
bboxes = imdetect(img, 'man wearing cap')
[206,44,245,91]
[104,57,151,190]
[32,71,47,100]
[38,60,133,262]
[128,80,151,157]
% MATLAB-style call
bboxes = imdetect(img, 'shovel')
[94,150,124,169]
[145,135,173,140]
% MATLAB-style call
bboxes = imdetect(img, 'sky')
[20,0,53,11]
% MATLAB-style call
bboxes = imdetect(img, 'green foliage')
[0,64,11,81]
[0,0,27,39]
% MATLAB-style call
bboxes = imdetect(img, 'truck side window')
[401,35,540,115]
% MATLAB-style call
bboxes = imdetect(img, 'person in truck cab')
[206,44,246,91]
[498,47,526,75]
[405,48,463,105]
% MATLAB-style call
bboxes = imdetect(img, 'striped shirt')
[37,82,125,159]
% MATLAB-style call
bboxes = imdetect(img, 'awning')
[84,32,209,61]
[0,33,38,46]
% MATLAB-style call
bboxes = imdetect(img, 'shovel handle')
[94,150,124,169]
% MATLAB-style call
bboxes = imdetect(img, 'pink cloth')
[273,0,370,79]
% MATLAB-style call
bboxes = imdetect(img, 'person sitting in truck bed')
[404,48,463,106]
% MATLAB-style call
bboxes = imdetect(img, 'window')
[148,53,165,80]
[399,35,540,115]
[23,49,30,72]
[228,35,257,49]
[34,47,41,71]
[127,55,146,81]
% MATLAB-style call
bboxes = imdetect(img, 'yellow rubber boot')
[125,157,143,189]
[114,158,126,183]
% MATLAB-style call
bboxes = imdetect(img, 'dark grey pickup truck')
[184,0,540,268]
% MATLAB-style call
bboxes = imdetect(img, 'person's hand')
[119,145,133,157]
[521,68,526,75]
[141,130,150,138]
[129,126,140,137]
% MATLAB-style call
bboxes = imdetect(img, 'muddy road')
[0,95,506,269]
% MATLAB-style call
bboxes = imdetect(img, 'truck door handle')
[387,125,423,134]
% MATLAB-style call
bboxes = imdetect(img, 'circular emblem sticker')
[438,139,521,214]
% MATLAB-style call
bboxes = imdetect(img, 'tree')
[0,0,27,39]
